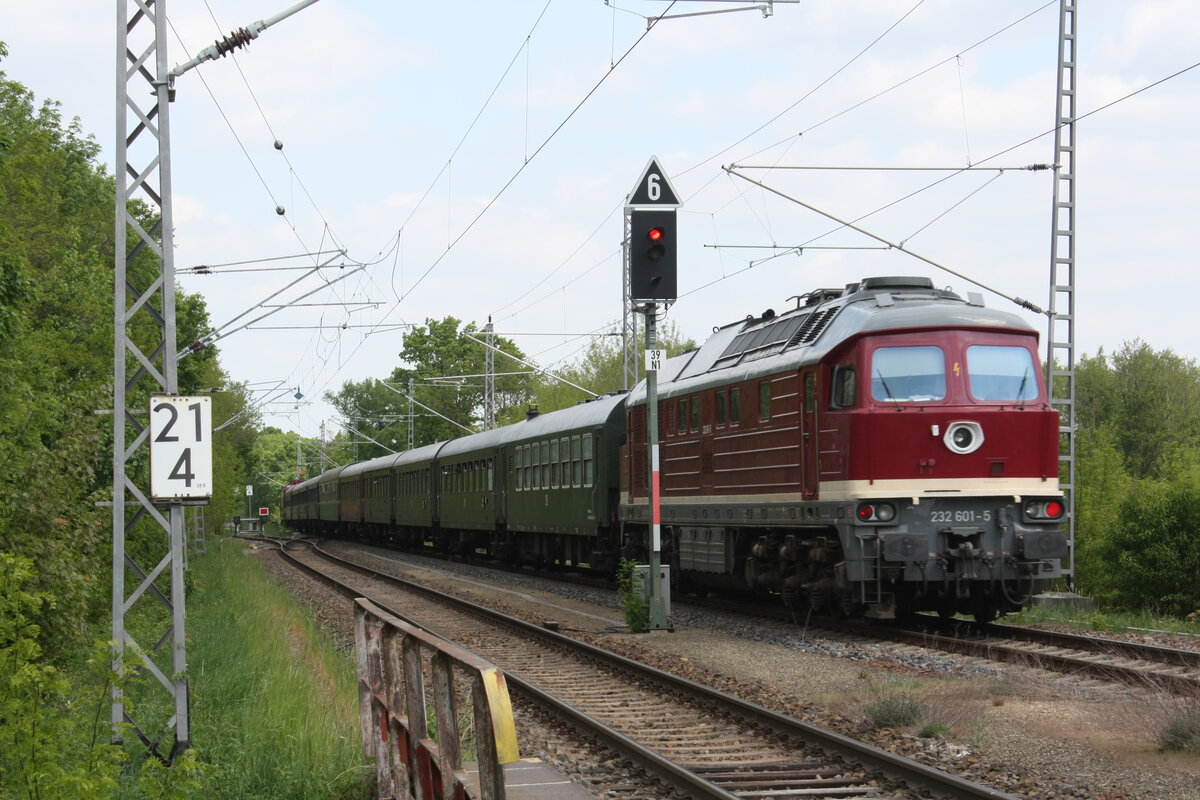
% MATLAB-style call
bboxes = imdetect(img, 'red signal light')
[1044,500,1064,518]
[648,227,664,242]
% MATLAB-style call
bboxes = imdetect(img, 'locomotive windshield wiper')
[875,369,901,408]
[1017,366,1029,409]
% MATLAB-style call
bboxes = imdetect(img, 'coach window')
[487,458,494,491]
[690,395,701,431]
[541,441,550,489]
[730,387,741,426]
[677,398,687,434]
[550,439,560,488]
[759,381,772,421]
[582,434,594,486]
[515,446,524,490]
[715,390,727,427]
[571,436,582,487]
[560,438,570,488]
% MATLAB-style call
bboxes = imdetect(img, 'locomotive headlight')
[1024,499,1065,520]
[943,421,984,454]
[856,502,896,523]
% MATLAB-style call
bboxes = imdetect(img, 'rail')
[354,597,520,800]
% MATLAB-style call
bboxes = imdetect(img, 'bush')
[616,559,649,633]
[864,695,924,729]
[1159,710,1200,753]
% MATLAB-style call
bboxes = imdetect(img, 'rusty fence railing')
[354,598,520,799]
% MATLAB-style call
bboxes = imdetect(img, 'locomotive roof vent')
[856,276,935,292]
[525,407,541,420]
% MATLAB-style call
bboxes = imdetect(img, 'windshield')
[967,345,1038,402]
[871,346,946,402]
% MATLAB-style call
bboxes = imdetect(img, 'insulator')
[273,140,284,151]
[214,28,253,58]
[275,206,286,216]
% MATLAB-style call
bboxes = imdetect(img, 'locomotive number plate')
[930,510,991,523]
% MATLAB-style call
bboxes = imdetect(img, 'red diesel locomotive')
[619,275,1068,621]
[284,276,1069,623]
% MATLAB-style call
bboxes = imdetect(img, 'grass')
[1006,603,1200,637]
[182,542,372,799]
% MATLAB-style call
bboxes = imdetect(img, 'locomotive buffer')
[627,157,680,631]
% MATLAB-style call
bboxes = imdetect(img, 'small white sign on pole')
[149,395,213,501]
[645,349,665,372]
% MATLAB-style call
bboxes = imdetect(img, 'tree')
[530,320,696,414]
[328,317,533,451]
[1076,341,1200,479]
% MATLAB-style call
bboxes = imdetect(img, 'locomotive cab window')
[715,390,727,427]
[759,381,771,421]
[871,346,946,402]
[730,387,740,426]
[690,396,701,431]
[966,345,1038,403]
[831,365,856,408]
[677,399,687,434]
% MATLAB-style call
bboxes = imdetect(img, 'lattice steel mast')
[1047,0,1078,578]
[112,0,188,758]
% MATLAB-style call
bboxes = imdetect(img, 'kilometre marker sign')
[149,395,213,501]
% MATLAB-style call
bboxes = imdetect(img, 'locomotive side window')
[730,387,740,426]
[832,365,856,408]
[759,382,772,420]
[805,373,817,413]
[678,399,687,434]
[966,345,1038,402]
[871,346,946,402]
[715,391,727,427]
[690,395,701,431]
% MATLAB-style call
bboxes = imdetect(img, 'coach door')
[801,371,819,498]
[494,449,506,524]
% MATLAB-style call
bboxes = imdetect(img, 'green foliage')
[1073,341,1200,616]
[1086,481,1200,616]
[616,558,650,633]
[328,317,533,453]
[186,546,371,799]
[531,321,696,415]
[0,553,125,799]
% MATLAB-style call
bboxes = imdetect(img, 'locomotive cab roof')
[627,275,1036,404]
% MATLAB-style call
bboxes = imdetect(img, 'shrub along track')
[270,537,1025,800]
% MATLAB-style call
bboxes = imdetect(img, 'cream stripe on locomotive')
[622,476,1060,507]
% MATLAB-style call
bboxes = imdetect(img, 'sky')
[2,0,1198,446]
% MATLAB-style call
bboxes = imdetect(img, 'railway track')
[267,537,1022,800]
[321,536,1200,696]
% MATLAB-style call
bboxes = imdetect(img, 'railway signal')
[629,209,677,301]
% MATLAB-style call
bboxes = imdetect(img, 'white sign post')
[149,395,213,501]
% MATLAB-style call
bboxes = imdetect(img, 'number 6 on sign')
[149,395,213,501]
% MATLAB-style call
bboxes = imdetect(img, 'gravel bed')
[256,540,1200,800]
